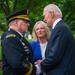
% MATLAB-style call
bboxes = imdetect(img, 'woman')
[30,21,50,75]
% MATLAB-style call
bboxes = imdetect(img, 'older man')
[39,4,75,75]
[1,9,36,75]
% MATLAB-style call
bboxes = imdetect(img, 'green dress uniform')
[2,29,36,75]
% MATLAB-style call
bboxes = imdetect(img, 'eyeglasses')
[42,11,51,19]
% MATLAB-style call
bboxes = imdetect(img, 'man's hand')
[37,60,42,67]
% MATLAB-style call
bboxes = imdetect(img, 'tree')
[0,0,75,32]
[61,0,75,30]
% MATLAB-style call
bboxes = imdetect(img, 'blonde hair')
[32,21,50,41]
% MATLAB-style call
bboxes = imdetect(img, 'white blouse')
[40,42,48,60]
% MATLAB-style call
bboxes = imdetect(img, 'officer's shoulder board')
[6,34,16,38]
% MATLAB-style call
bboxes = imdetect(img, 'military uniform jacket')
[2,29,36,75]
[41,20,75,75]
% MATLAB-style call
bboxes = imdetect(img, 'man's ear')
[50,11,54,18]
[14,20,19,27]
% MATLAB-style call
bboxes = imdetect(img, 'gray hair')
[44,4,62,18]
[8,20,14,26]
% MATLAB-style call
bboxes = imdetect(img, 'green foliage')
[0,71,2,75]
[0,13,8,31]
[26,38,33,43]
[72,31,75,37]
[0,46,2,61]
[61,0,75,30]
[0,31,2,36]
[0,0,75,32]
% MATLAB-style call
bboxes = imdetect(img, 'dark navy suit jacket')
[41,20,75,75]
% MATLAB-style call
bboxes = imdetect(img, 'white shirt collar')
[15,30,23,37]
[52,18,62,29]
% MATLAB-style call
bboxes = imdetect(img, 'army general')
[1,9,36,75]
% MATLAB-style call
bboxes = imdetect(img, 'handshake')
[35,60,46,75]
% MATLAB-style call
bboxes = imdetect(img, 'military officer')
[1,9,36,75]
